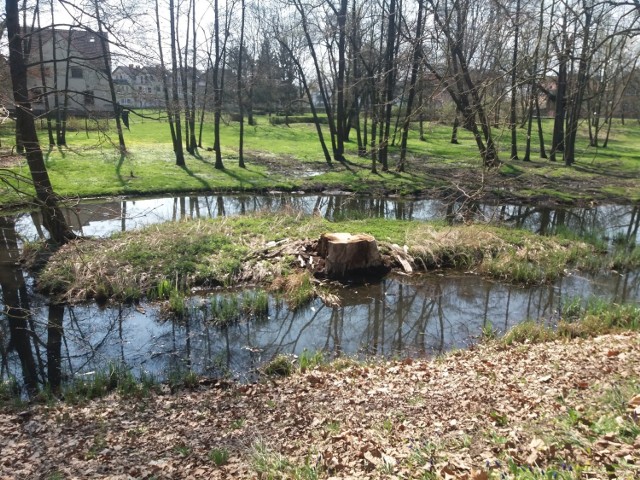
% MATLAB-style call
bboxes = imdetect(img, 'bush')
[263,354,294,376]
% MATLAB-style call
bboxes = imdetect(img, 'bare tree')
[425,0,500,167]
[237,0,247,168]
[5,0,76,244]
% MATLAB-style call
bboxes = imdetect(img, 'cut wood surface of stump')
[318,232,384,278]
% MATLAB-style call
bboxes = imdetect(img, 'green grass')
[1,115,639,209]
[250,440,321,480]
[202,290,270,326]
[61,363,158,404]
[500,299,640,346]
[298,349,326,372]
[34,212,639,307]
[208,447,230,467]
[262,354,294,377]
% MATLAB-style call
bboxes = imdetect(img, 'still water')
[2,193,639,394]
[15,192,640,243]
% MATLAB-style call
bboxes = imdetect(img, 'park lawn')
[0,114,639,209]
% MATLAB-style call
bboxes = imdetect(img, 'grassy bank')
[1,115,639,209]
[1,320,639,478]
[31,212,626,306]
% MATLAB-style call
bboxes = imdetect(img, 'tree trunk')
[564,6,592,167]
[398,0,425,172]
[94,1,126,153]
[36,5,54,146]
[156,0,181,164]
[178,0,192,153]
[523,0,545,162]
[212,0,224,169]
[334,0,348,162]
[379,0,398,172]
[450,116,459,144]
[169,0,186,166]
[278,38,332,166]
[550,16,569,163]
[188,0,198,152]
[6,0,75,244]
[237,0,246,168]
[293,0,339,163]
[59,26,73,146]
[317,232,385,278]
[509,0,521,160]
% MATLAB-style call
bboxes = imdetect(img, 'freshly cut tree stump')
[317,232,385,278]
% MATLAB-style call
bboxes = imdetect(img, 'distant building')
[113,65,165,108]
[25,28,113,117]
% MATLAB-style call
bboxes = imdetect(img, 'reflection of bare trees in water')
[0,214,135,395]
[46,304,64,393]
[3,196,640,392]
[19,195,640,248]
[0,217,40,396]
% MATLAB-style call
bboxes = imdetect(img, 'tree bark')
[155,0,181,165]
[398,0,425,172]
[94,1,126,153]
[318,232,384,278]
[379,0,398,172]
[237,0,246,168]
[169,0,186,166]
[509,0,521,161]
[6,0,75,244]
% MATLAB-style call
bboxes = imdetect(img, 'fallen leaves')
[1,333,639,478]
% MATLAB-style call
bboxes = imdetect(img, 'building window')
[83,90,94,105]
[71,67,83,78]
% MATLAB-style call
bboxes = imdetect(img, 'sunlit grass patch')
[250,440,321,479]
[499,299,640,346]
[33,213,618,308]
[2,117,640,208]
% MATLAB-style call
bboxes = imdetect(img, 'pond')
[2,193,639,394]
[15,192,640,243]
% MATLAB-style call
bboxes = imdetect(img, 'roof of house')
[25,28,110,71]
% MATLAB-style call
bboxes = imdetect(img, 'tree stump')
[317,232,385,278]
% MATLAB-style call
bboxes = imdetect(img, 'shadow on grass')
[179,164,213,190]
[218,166,262,189]
[572,162,635,180]
[190,149,204,161]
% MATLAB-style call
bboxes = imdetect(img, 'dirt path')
[2,333,639,479]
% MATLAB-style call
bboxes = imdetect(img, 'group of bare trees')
[9,0,640,169]
[217,0,638,170]
[3,0,640,242]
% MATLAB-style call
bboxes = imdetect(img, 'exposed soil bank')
[2,332,639,479]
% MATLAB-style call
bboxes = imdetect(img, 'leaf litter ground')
[1,333,639,479]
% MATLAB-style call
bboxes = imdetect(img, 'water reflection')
[14,193,640,245]
[0,217,40,396]
[3,194,640,396]
[2,267,639,396]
